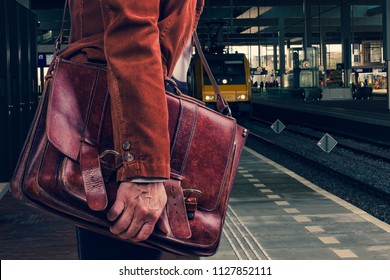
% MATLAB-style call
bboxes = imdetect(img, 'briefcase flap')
[46,59,111,162]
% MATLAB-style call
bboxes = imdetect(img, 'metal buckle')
[182,189,202,220]
[99,150,123,171]
[183,189,202,201]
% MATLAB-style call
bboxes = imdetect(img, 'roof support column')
[303,0,312,60]
[383,0,390,109]
[273,37,277,74]
[320,28,327,87]
[257,5,261,68]
[341,1,352,88]
[278,16,285,88]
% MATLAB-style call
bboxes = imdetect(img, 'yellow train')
[188,53,252,113]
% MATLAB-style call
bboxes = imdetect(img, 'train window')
[225,61,244,75]
[208,61,224,75]
[203,57,247,85]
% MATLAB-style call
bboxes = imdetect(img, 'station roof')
[30,0,383,47]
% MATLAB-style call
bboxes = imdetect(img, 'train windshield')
[225,61,244,75]
[209,61,224,75]
[204,59,246,85]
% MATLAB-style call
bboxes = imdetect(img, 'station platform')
[1,147,390,260]
[209,147,390,259]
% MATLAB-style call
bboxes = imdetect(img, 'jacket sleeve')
[100,0,204,182]
[101,0,170,181]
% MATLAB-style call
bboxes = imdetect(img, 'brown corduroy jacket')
[62,0,204,182]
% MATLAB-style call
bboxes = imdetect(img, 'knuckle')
[138,206,149,216]
[150,211,160,221]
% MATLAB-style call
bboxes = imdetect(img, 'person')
[351,82,357,98]
[61,0,204,259]
[260,81,264,93]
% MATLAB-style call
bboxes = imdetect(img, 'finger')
[132,222,155,242]
[118,215,146,240]
[109,206,135,235]
[107,198,125,222]
[118,204,159,240]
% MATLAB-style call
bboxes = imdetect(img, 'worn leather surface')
[163,179,192,239]
[10,58,248,256]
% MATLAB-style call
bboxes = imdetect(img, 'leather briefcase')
[10,51,248,256]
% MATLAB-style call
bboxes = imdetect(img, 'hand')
[107,181,167,242]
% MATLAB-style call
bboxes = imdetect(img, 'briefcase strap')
[79,68,109,211]
[193,32,232,116]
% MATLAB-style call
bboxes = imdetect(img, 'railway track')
[250,101,390,145]
[251,116,390,164]
[244,119,390,202]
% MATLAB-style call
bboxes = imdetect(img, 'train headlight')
[205,95,215,101]
[222,79,228,84]
[236,94,246,100]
